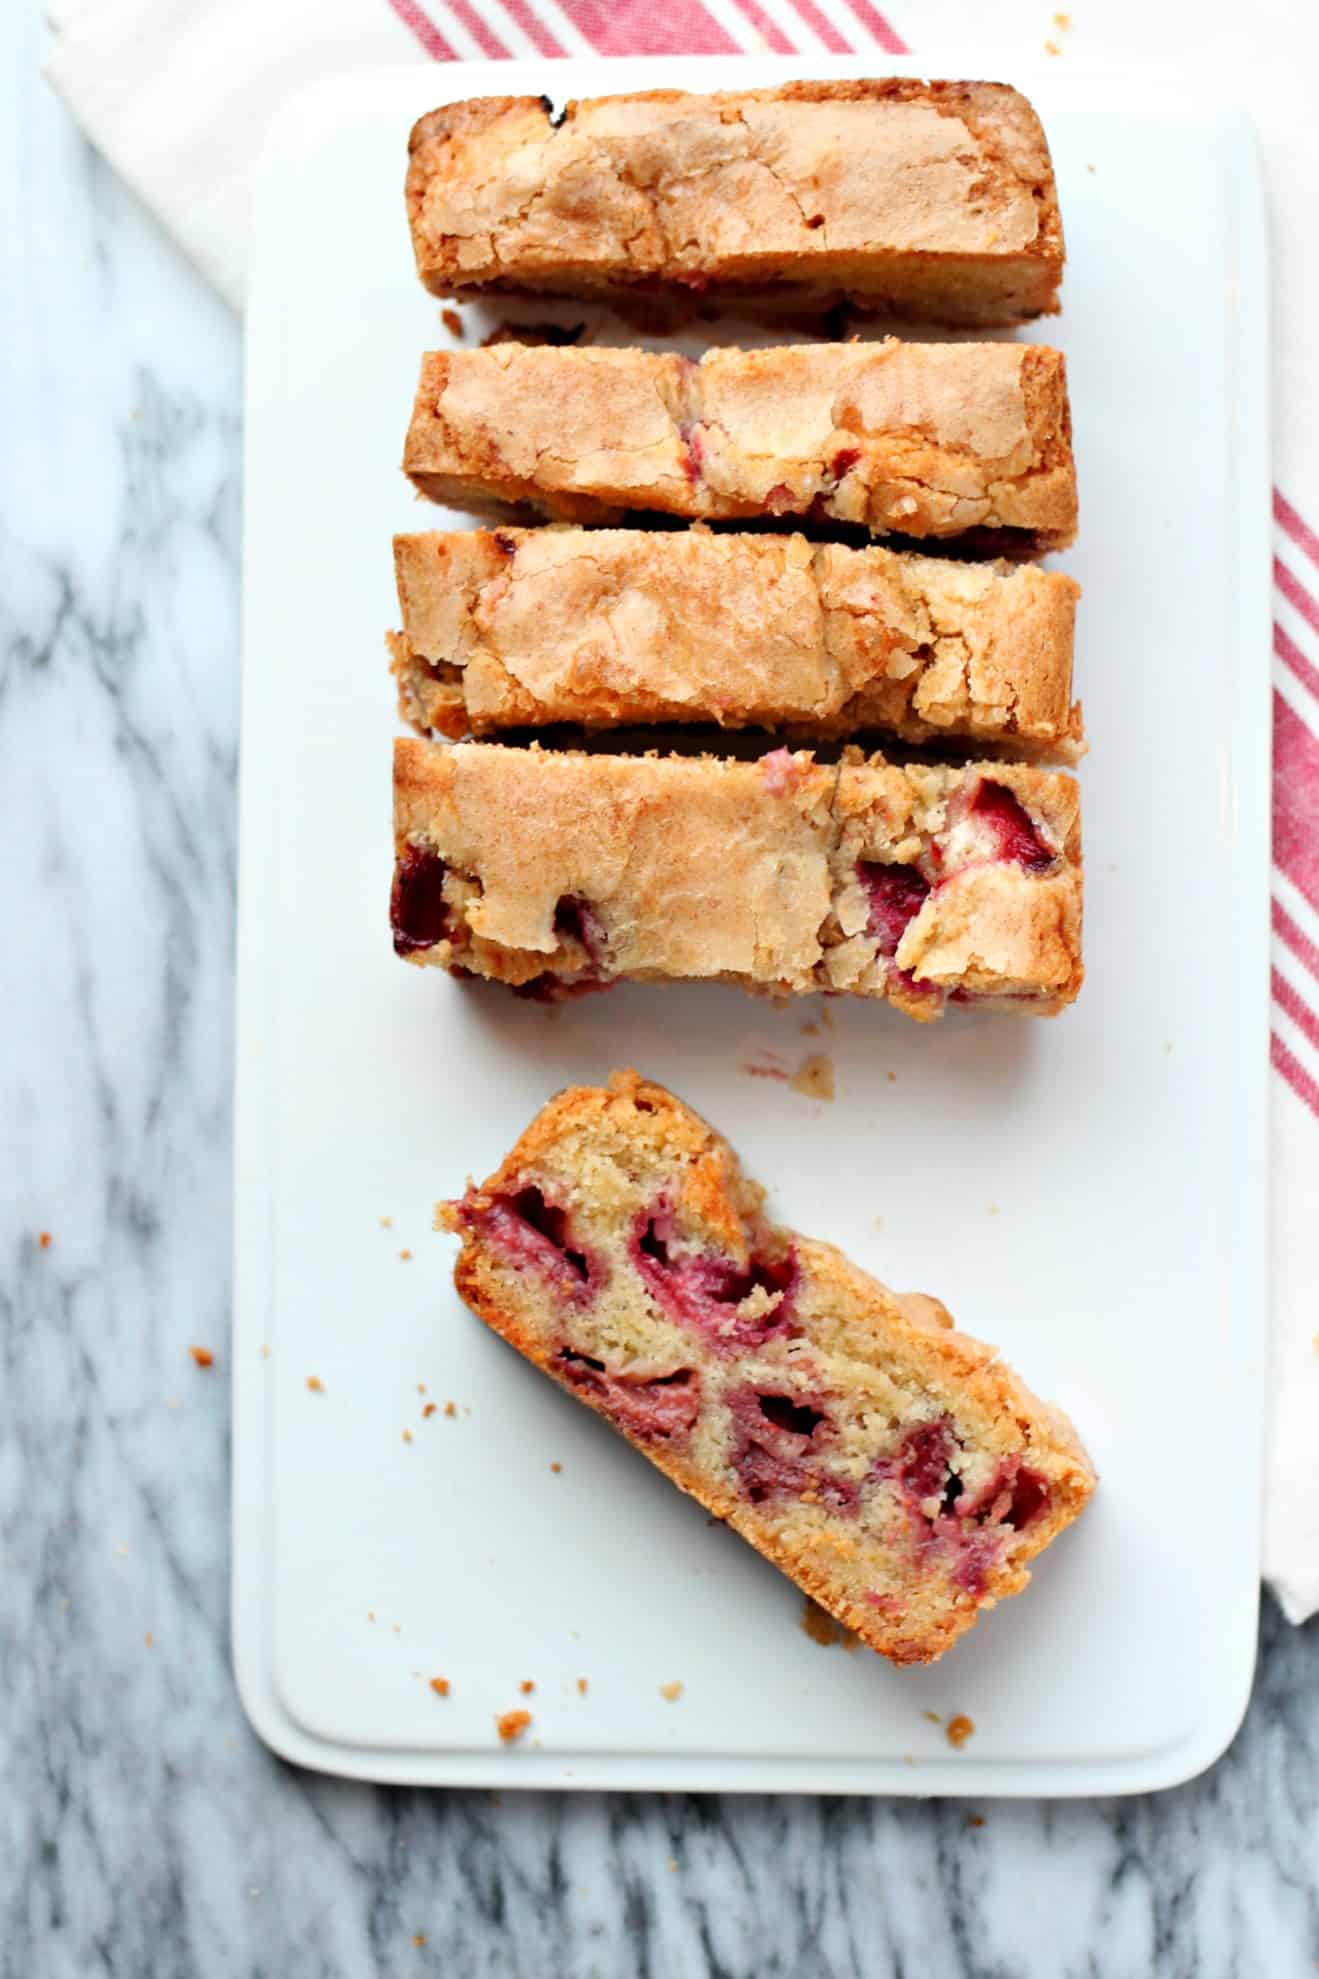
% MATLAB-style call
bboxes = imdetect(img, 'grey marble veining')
[3,8,1319,1975]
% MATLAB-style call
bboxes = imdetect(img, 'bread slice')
[405,80,1064,326]
[392,738,1084,1020]
[391,526,1084,761]
[440,1070,1096,1665]
[403,339,1077,552]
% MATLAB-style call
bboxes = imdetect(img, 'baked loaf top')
[406,81,1063,323]
[391,526,1083,760]
[392,738,1084,1018]
[403,340,1077,548]
[441,1069,1096,1664]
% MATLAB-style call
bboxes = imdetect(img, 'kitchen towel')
[45,0,1319,1624]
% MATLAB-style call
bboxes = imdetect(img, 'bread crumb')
[1053,9,1071,24]
[519,1679,535,1695]
[495,1708,532,1744]
[743,1055,789,1083]
[260,1344,272,1360]
[441,307,463,337]
[444,1401,456,1418]
[38,1231,53,1250]
[1086,163,1097,173]
[550,1461,562,1473]
[968,1814,985,1828]
[423,1403,437,1418]
[399,1249,413,1262]
[368,1611,376,1622]
[872,1216,884,1232]
[800,1020,819,1037]
[987,1203,1000,1217]
[886,1070,896,1083]
[144,1631,154,1648]
[380,1216,393,1229]
[790,1052,834,1102]
[189,1346,215,1368]
[1313,1333,1319,1355]
[1044,37,1061,53]
[658,1681,684,1702]
[576,1678,588,1695]
[923,1710,942,1724]
[429,1677,450,1697]
[402,1430,413,1444]
[306,1376,325,1393]
[946,1713,976,1749]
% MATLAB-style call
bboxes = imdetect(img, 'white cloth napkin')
[45,0,1319,1622]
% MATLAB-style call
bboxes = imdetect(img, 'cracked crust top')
[406,80,1063,324]
[392,738,1084,1019]
[403,339,1078,548]
[391,526,1083,760]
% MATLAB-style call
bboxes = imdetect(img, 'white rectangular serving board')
[233,57,1271,1795]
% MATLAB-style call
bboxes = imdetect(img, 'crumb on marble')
[1086,163,1097,173]
[495,1708,532,1744]
[399,1249,413,1262]
[550,1461,562,1473]
[658,1681,684,1702]
[368,1611,376,1623]
[923,1709,942,1724]
[1053,9,1071,24]
[429,1677,450,1697]
[441,307,464,338]
[413,1932,428,1947]
[577,1678,588,1695]
[380,1216,393,1229]
[946,1713,976,1749]
[444,1401,456,1418]
[260,1344,271,1360]
[519,1679,535,1695]
[38,1231,53,1250]
[1044,37,1062,54]
[968,1814,985,1828]
[790,1052,835,1102]
[402,1429,413,1444]
[190,1346,215,1368]
[306,1375,325,1393]
[144,1631,154,1648]
[423,1403,437,1418]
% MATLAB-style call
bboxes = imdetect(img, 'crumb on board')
[399,1249,413,1262]
[658,1681,684,1702]
[790,1052,834,1102]
[495,1708,532,1744]
[550,1461,562,1473]
[189,1346,215,1368]
[444,1401,457,1418]
[520,1680,535,1695]
[946,1713,976,1750]
[429,1677,450,1697]
[577,1678,589,1695]
[38,1231,53,1250]
[423,1403,437,1418]
[306,1375,325,1393]
[441,307,463,337]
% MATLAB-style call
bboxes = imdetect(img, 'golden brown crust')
[440,1071,1096,1664]
[403,340,1078,549]
[392,737,1084,1019]
[391,526,1083,760]
[406,81,1063,325]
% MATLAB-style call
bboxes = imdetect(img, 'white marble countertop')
[4,9,1319,1973]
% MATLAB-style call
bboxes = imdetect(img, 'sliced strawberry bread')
[440,1071,1095,1665]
